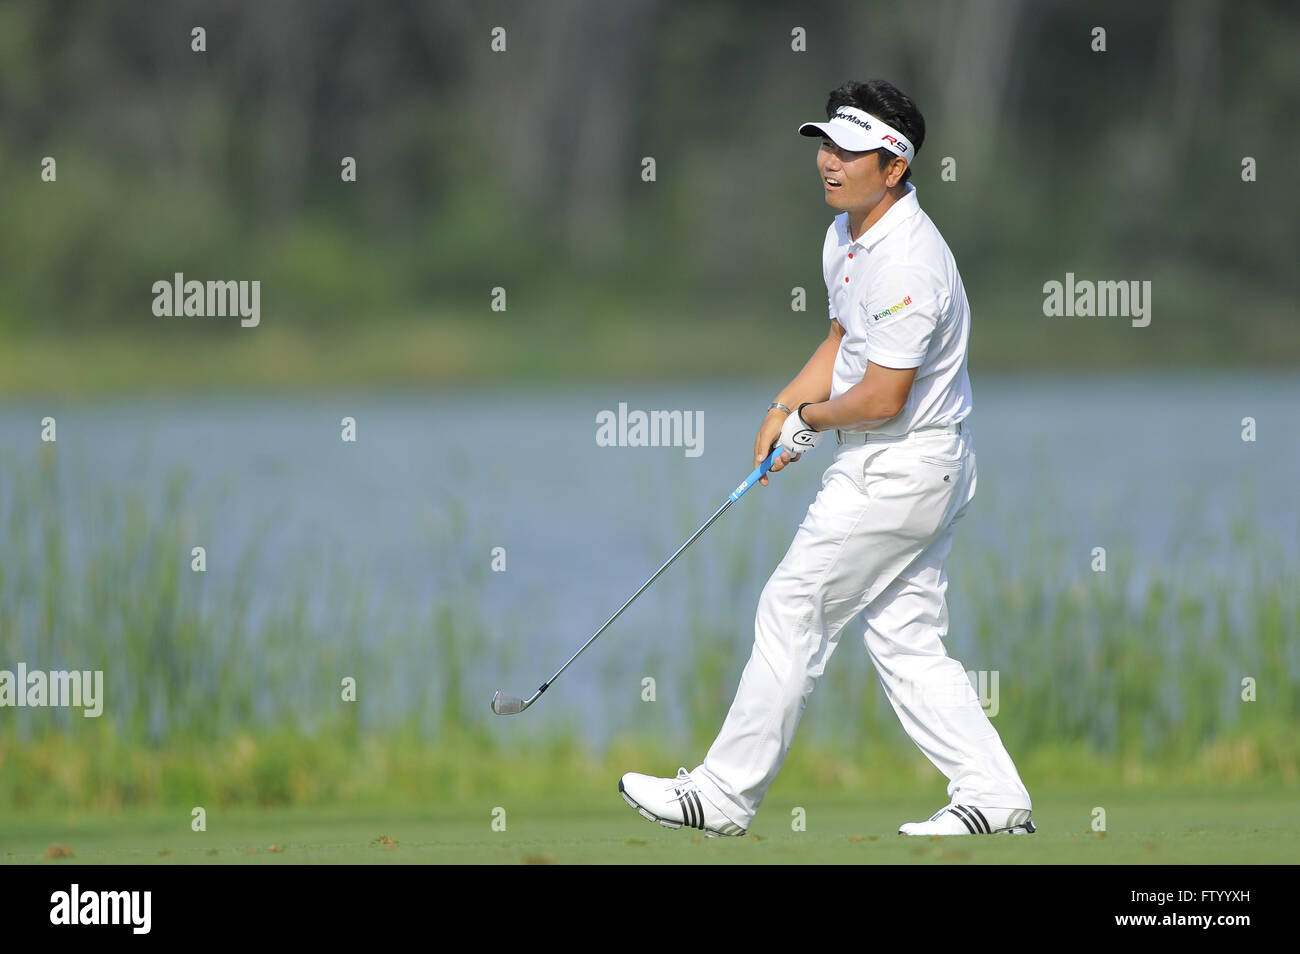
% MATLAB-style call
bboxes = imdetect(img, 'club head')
[491,690,525,715]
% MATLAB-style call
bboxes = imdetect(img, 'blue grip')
[729,445,785,502]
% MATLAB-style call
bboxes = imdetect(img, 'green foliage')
[1,449,1296,810]
[1,1,1297,374]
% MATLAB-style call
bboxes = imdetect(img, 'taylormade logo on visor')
[804,106,913,158]
[835,110,873,130]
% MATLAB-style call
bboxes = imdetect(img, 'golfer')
[620,79,1034,837]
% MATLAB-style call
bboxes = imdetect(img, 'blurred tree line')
[0,0,1296,371]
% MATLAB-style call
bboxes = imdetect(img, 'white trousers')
[693,423,1030,828]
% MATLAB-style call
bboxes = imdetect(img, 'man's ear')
[887,157,909,188]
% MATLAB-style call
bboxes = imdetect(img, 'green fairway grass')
[3,785,1293,864]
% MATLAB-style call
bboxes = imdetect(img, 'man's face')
[817,136,893,211]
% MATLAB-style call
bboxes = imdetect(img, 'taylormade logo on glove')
[779,403,821,455]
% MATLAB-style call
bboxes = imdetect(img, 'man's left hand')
[779,403,822,456]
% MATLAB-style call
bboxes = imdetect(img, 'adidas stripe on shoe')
[619,767,747,838]
[898,804,1036,836]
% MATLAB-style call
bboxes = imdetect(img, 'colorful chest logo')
[870,295,913,321]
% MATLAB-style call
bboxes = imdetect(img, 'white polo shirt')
[823,183,973,438]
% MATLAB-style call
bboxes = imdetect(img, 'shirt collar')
[838,182,920,251]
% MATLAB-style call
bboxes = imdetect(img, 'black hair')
[825,80,925,185]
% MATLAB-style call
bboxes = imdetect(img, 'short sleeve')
[860,267,942,369]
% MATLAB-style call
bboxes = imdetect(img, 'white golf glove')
[779,402,822,456]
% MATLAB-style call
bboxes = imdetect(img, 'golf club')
[491,443,788,715]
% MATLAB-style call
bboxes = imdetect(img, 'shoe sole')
[898,820,1037,836]
[618,780,746,838]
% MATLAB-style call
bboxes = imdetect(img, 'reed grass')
[0,448,1295,811]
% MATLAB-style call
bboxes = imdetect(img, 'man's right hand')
[756,407,798,487]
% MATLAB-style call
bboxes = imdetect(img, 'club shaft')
[540,496,735,691]
[516,445,784,710]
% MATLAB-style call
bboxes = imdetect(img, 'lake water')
[2,373,1296,741]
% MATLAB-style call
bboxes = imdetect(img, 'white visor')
[798,105,914,160]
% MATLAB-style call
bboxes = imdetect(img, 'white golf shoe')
[619,767,747,837]
[898,804,1036,836]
